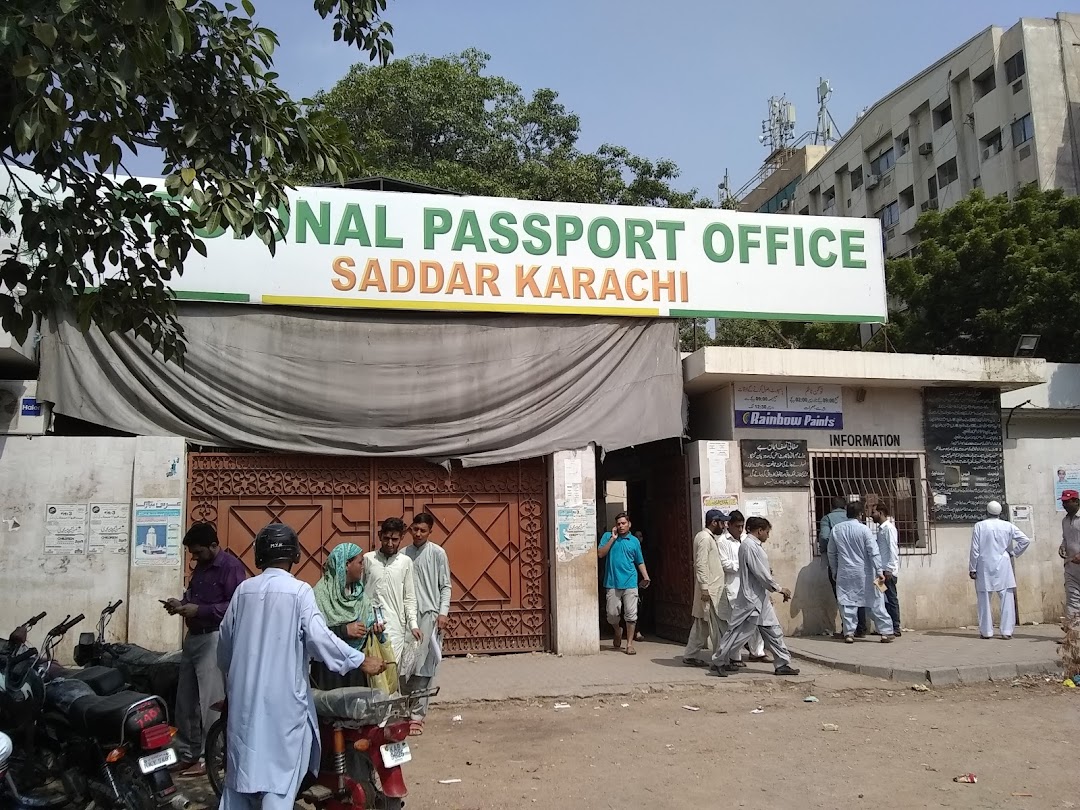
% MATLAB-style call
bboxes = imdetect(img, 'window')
[973,175,982,189]
[937,157,958,188]
[851,166,864,190]
[974,66,997,100]
[822,187,837,215]
[899,185,915,210]
[980,128,1003,158]
[870,148,895,177]
[934,102,953,129]
[877,200,900,228]
[1005,51,1026,84]
[809,452,935,557]
[1012,113,1034,146]
[896,131,911,156]
[927,175,938,201]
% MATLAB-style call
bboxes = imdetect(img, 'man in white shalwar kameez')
[364,517,422,672]
[719,511,768,664]
[710,517,800,677]
[828,501,896,643]
[969,501,1031,639]
[682,509,727,666]
[217,523,386,810]
[402,512,452,731]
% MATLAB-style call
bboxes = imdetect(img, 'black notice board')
[740,439,810,488]
[923,387,1005,523]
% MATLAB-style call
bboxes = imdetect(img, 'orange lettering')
[390,259,415,293]
[516,264,542,297]
[446,262,474,295]
[476,263,501,296]
[597,268,624,300]
[625,269,649,301]
[653,270,676,302]
[679,270,688,303]
[572,267,598,300]
[359,258,387,293]
[332,256,356,291]
[544,266,569,298]
[420,261,444,294]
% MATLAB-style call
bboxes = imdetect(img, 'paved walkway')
[786,625,1063,685]
[431,639,826,703]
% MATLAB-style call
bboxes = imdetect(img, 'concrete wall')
[0,435,187,661]
[548,447,599,655]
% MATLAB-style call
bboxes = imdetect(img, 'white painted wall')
[0,435,187,661]
[548,447,599,655]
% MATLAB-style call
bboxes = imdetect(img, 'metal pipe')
[1005,399,1031,440]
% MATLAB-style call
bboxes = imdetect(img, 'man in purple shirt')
[163,522,246,778]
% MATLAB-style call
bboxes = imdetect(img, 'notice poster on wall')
[702,494,739,518]
[89,503,131,554]
[1054,465,1080,511]
[132,498,182,567]
[706,441,729,492]
[562,456,583,507]
[43,503,88,555]
[555,502,596,563]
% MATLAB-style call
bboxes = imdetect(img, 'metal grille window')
[809,451,935,557]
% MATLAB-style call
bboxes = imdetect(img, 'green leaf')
[242,0,256,15]
[58,0,79,14]
[173,0,189,8]
[256,29,275,56]
[181,167,196,185]
[13,56,38,78]
[33,22,58,47]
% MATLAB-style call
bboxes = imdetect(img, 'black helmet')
[254,523,300,569]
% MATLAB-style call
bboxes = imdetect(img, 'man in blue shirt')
[598,512,651,655]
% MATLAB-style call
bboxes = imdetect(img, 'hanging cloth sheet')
[38,305,683,467]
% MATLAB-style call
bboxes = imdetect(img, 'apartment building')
[789,12,1080,258]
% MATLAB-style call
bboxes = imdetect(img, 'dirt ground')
[401,680,1078,810]
[175,677,1077,810]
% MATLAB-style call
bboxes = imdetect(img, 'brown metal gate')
[648,453,694,643]
[187,453,548,654]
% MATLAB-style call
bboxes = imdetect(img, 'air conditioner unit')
[927,198,939,210]
[866,174,881,189]
[778,198,791,211]
[918,143,933,156]
[982,148,990,161]
[0,380,50,436]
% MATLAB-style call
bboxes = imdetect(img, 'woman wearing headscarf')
[312,542,399,694]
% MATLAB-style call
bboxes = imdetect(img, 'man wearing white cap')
[969,501,1031,639]
[682,509,727,666]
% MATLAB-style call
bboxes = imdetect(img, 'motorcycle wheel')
[2,739,69,808]
[205,716,227,799]
[111,761,155,810]
[358,782,402,810]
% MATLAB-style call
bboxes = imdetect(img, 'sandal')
[408,721,424,736]
[625,647,637,655]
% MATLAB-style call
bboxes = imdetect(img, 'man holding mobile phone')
[597,512,651,656]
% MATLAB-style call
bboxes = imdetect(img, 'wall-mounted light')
[1013,334,1040,358]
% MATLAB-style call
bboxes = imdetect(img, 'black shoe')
[682,657,706,667]
[721,663,740,672]
[708,665,729,677]
[774,665,801,676]
[854,632,867,638]
[732,661,748,668]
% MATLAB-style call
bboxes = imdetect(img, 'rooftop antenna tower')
[814,78,842,146]
[759,96,796,177]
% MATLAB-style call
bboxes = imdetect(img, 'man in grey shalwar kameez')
[217,523,386,810]
[402,512,452,731]
[828,501,896,643]
[710,517,801,677]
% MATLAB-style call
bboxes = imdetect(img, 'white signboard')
[132,498,183,567]
[7,168,887,323]
[734,383,844,430]
[44,503,88,555]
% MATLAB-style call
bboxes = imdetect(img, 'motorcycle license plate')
[138,748,177,775]
[380,741,412,767]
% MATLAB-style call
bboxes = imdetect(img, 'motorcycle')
[0,612,67,808]
[74,600,181,717]
[205,686,438,809]
[23,612,185,809]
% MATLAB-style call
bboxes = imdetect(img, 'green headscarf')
[314,542,372,650]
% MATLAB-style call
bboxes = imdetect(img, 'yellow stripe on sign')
[261,296,660,317]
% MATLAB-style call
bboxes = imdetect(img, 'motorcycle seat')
[69,665,126,696]
[68,690,161,737]
[311,686,391,721]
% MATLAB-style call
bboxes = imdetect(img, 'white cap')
[987,501,1003,516]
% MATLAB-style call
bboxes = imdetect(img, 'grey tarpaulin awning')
[38,305,683,466]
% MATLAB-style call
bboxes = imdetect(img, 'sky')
[127,1,1068,197]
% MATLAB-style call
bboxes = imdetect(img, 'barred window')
[809,451,935,556]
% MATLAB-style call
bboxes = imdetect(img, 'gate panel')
[187,453,548,654]
[649,453,693,643]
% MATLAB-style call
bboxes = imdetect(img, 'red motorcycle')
[206,686,436,810]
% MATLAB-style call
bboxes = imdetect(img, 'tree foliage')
[886,185,1080,361]
[308,49,713,208]
[0,0,395,360]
